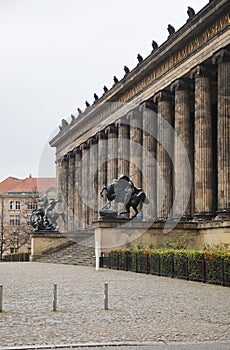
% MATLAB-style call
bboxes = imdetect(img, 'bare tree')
[0,193,38,260]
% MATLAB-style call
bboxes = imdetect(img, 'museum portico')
[50,0,230,246]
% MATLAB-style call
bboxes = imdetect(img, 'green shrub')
[108,248,230,286]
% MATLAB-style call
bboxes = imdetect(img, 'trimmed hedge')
[101,249,230,286]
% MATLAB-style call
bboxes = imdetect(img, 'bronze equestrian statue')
[100,174,149,218]
[30,196,65,231]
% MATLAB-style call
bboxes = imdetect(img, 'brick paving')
[0,262,229,349]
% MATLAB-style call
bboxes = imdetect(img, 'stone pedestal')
[94,219,152,255]
[30,232,70,261]
[94,219,230,256]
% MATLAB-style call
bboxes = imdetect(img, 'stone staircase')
[35,231,95,266]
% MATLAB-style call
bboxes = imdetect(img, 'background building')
[0,176,56,258]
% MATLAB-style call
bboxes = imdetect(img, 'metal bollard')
[0,285,3,312]
[53,284,57,311]
[104,283,108,310]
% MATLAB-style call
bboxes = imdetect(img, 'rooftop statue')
[113,76,119,84]
[94,93,99,101]
[100,174,149,219]
[137,54,143,63]
[187,7,195,21]
[167,24,175,36]
[124,66,130,74]
[152,40,158,50]
[30,196,65,232]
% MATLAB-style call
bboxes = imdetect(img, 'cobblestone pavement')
[0,262,229,349]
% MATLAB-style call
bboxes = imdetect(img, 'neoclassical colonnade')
[56,47,230,231]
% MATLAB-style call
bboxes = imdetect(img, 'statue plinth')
[30,231,69,261]
[98,209,131,221]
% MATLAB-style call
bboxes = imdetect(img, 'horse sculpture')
[31,196,65,231]
[100,174,149,218]
[45,198,65,228]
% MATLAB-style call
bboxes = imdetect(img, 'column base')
[192,212,215,221]
[215,209,230,220]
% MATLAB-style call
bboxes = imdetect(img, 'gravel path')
[0,262,229,348]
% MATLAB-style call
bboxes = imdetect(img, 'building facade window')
[27,202,37,210]
[10,215,20,226]
[9,201,14,210]
[15,201,20,210]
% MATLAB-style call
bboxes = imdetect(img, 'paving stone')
[0,262,229,348]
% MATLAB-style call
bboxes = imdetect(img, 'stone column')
[105,125,118,183]
[212,48,230,214]
[171,79,192,218]
[116,117,130,177]
[80,142,90,228]
[141,101,157,220]
[153,91,174,220]
[88,137,98,222]
[68,151,75,231]
[190,65,214,216]
[56,158,65,230]
[61,155,69,230]
[74,147,82,229]
[60,155,69,230]
[128,108,142,188]
[96,130,107,210]
[56,158,62,203]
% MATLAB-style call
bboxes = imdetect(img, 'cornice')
[50,0,229,157]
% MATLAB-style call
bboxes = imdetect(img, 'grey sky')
[0,0,208,182]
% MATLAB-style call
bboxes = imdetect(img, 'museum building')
[50,0,230,247]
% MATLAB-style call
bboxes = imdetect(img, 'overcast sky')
[0,0,208,182]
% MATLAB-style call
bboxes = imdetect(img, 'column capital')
[115,115,129,127]
[140,101,155,110]
[153,90,172,103]
[212,48,230,64]
[190,64,212,79]
[67,151,75,159]
[56,158,62,165]
[61,155,68,164]
[96,130,107,141]
[127,107,142,120]
[170,78,190,92]
[87,136,97,146]
[105,124,117,135]
[79,142,89,151]
[73,147,82,156]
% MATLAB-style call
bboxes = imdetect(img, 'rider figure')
[118,174,135,205]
